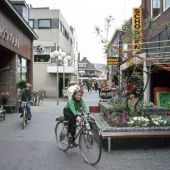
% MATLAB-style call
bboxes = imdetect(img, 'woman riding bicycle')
[63,89,88,145]
[20,83,32,120]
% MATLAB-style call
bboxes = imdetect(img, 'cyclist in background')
[20,83,32,120]
[63,90,88,146]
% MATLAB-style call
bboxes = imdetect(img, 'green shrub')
[17,80,27,89]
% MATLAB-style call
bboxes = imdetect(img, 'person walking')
[94,81,98,92]
[98,80,103,97]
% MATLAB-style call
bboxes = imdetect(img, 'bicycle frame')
[71,112,91,142]
[21,101,30,129]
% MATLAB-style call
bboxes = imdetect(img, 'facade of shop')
[111,0,170,105]
[0,0,37,105]
[29,8,78,97]
[142,0,170,104]
[78,57,104,82]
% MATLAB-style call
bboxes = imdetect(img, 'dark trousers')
[63,109,76,136]
[98,88,101,97]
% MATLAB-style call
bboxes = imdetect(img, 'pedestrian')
[98,80,103,97]
[92,81,95,91]
[87,80,91,92]
[94,81,98,92]
[20,83,32,120]
[63,90,88,146]
[67,81,80,100]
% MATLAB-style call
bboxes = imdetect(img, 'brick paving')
[0,91,170,170]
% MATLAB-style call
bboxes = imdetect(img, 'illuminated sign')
[132,8,142,51]
[107,57,119,65]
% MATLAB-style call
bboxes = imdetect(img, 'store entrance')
[0,45,15,105]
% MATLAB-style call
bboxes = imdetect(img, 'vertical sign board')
[132,8,142,51]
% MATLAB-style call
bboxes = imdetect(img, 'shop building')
[112,0,170,107]
[0,0,37,105]
[29,7,78,97]
[78,57,104,82]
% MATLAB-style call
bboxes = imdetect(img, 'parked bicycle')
[32,90,43,105]
[55,110,101,166]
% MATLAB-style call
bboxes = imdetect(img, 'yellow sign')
[132,8,142,51]
[107,57,119,65]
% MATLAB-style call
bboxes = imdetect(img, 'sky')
[26,0,141,64]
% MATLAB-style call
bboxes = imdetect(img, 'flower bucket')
[89,106,100,113]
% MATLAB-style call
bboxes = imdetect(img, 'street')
[0,91,170,170]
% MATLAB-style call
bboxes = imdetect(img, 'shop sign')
[0,24,19,49]
[132,8,142,51]
[35,44,44,54]
[107,57,119,65]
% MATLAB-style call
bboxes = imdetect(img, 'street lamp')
[63,55,72,90]
[50,51,71,104]
[50,50,61,105]
[60,52,67,92]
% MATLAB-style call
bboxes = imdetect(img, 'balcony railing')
[47,65,77,74]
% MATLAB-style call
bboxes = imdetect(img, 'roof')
[110,28,122,44]
[79,57,96,70]
[3,0,38,40]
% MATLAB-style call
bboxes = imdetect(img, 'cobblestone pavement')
[0,91,170,170]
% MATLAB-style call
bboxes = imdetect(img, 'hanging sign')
[132,8,142,51]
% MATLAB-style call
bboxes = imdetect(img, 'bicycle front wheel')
[22,109,26,129]
[79,129,101,166]
[55,122,69,152]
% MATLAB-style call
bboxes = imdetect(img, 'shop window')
[16,57,27,82]
[29,19,34,28]
[165,0,170,9]
[34,55,50,62]
[51,46,56,52]
[152,0,162,18]
[38,19,51,29]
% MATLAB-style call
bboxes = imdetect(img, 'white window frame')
[163,0,170,11]
[151,0,162,19]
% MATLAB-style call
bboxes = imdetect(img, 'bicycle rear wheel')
[55,121,69,152]
[22,109,26,129]
[79,129,101,166]
[38,95,43,104]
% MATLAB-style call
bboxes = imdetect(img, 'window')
[165,0,170,9]
[34,55,50,62]
[51,46,56,52]
[16,57,27,82]
[38,19,51,29]
[152,0,162,18]
[29,19,34,28]
[59,21,63,32]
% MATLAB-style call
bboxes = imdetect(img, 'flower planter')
[89,106,100,113]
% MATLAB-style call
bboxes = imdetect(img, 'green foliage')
[144,17,154,30]
[110,99,127,113]
[17,80,27,89]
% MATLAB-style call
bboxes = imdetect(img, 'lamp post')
[50,51,71,103]
[50,50,60,105]
[63,55,72,90]
[60,52,67,92]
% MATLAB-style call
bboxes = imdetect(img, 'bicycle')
[55,111,101,166]
[20,101,31,129]
[32,90,43,105]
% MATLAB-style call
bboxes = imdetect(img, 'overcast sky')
[26,0,141,64]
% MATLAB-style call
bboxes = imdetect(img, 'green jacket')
[64,99,88,116]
